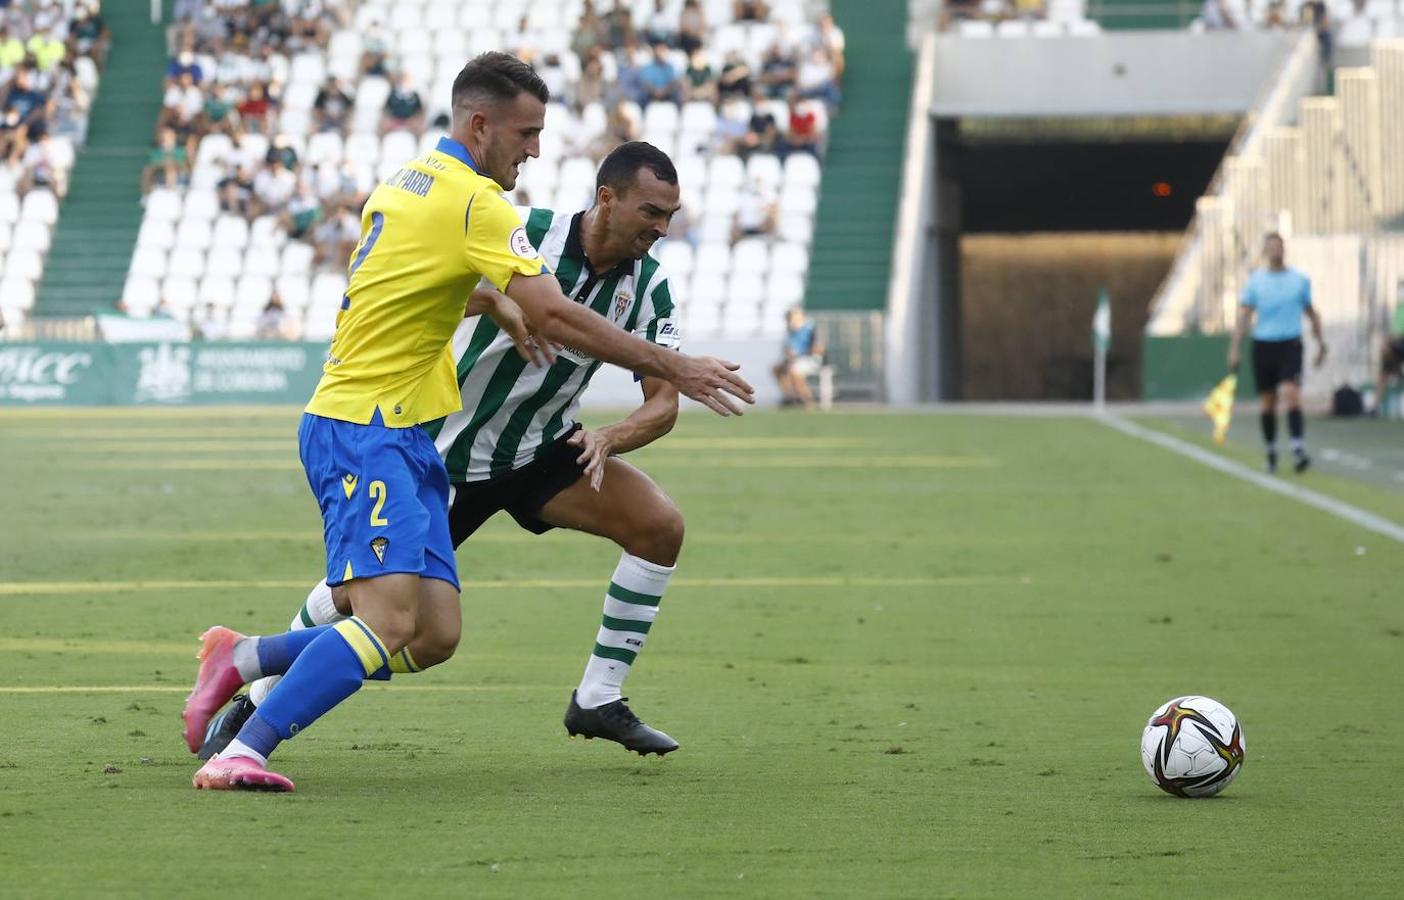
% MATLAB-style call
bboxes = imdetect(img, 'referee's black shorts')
[1251,338,1303,394]
[446,424,586,547]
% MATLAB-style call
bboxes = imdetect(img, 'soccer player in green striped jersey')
[204,143,696,756]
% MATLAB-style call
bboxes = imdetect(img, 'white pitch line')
[1099,414,1404,544]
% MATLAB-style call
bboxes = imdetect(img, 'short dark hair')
[1264,231,1284,244]
[596,141,679,195]
[451,52,549,111]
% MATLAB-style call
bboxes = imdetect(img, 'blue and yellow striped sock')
[231,616,392,759]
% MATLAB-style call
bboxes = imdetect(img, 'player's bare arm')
[504,271,755,416]
[467,286,556,368]
[1306,306,1327,367]
[1227,304,1253,372]
[571,377,679,491]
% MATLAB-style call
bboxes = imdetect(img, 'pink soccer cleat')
[181,626,248,754]
[192,754,295,792]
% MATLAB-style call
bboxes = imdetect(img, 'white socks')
[575,553,675,709]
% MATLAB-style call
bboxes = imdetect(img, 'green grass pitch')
[1,407,1401,898]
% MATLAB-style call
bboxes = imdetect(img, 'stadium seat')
[656,240,695,280]
[767,272,806,308]
[731,237,769,274]
[174,218,214,252]
[996,19,1031,37]
[144,189,182,223]
[687,297,723,335]
[211,215,250,251]
[353,77,392,133]
[0,302,25,332]
[0,221,10,254]
[747,154,783,190]
[957,20,995,37]
[0,277,37,311]
[708,155,746,191]
[0,193,17,227]
[242,247,281,279]
[189,161,224,191]
[236,275,274,310]
[275,274,311,311]
[778,214,814,245]
[20,190,58,225]
[1067,19,1102,35]
[249,215,286,250]
[11,221,51,254]
[306,132,344,167]
[168,249,207,280]
[206,248,244,279]
[344,132,381,168]
[697,212,734,243]
[381,131,419,167]
[703,185,740,217]
[195,133,233,169]
[197,275,236,310]
[1032,20,1066,37]
[783,153,822,189]
[722,299,763,337]
[644,102,681,137]
[162,275,199,311]
[770,241,810,276]
[121,275,161,314]
[693,241,733,276]
[281,242,316,277]
[129,248,168,280]
[183,190,221,222]
[779,184,818,217]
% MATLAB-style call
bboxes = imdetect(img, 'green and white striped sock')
[249,579,343,706]
[575,553,675,709]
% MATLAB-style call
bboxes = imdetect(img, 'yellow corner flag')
[1203,374,1237,445]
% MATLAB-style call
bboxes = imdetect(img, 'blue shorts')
[298,411,458,590]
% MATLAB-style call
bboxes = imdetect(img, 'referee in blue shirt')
[1227,233,1327,473]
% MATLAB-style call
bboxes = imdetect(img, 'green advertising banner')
[0,342,328,406]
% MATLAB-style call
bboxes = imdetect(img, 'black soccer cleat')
[563,691,680,757]
[197,694,256,760]
[1293,449,1311,473]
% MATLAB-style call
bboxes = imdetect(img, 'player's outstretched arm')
[505,272,755,416]
[466,286,556,368]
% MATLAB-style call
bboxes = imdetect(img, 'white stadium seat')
[161,276,199,310]
[281,241,316,276]
[11,221,51,254]
[655,240,695,280]
[0,277,37,310]
[0,221,10,253]
[211,215,250,250]
[20,190,58,225]
[770,241,810,275]
[167,249,207,280]
[144,188,183,223]
[0,193,18,225]
[731,237,769,274]
[778,214,814,245]
[174,218,213,252]
[129,247,168,280]
[767,272,806,308]
[746,154,783,190]
[205,247,244,279]
[783,153,822,189]
[249,215,286,250]
[197,275,236,309]
[779,184,818,217]
[243,246,281,279]
[275,274,311,311]
[708,155,746,190]
[122,276,161,314]
[381,131,419,167]
[235,275,274,310]
[692,241,732,276]
[344,133,381,168]
[182,190,221,222]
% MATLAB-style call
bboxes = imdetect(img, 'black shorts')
[1383,337,1404,374]
[1251,338,1303,393]
[445,424,586,547]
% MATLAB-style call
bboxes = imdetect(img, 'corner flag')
[1203,374,1236,444]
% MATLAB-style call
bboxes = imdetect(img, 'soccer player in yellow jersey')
[183,53,753,792]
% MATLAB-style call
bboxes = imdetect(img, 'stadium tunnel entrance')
[948,121,1231,401]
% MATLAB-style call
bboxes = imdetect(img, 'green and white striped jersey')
[424,207,681,483]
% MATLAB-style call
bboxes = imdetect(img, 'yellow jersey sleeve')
[465,188,551,292]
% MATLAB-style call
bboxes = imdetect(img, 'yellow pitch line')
[0,575,1014,596]
[0,406,302,420]
[4,428,295,440]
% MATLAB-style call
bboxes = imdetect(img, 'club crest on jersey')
[370,536,389,565]
[614,291,631,321]
[508,227,535,258]
[342,474,358,499]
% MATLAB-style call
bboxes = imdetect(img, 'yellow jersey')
[305,137,549,427]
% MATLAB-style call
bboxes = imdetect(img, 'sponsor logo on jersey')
[370,536,389,564]
[655,318,681,349]
[614,291,632,321]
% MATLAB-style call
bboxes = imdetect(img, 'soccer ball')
[1140,695,1244,798]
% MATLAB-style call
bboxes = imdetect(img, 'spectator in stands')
[313,75,352,133]
[49,68,89,145]
[199,82,240,140]
[590,97,641,161]
[816,14,845,80]
[0,103,25,165]
[782,92,824,158]
[606,0,635,48]
[193,303,228,341]
[0,26,25,72]
[360,23,390,77]
[141,126,190,194]
[575,51,607,109]
[287,1,332,53]
[17,122,69,196]
[683,47,717,103]
[614,34,648,104]
[280,180,322,240]
[252,154,295,216]
[1202,0,1238,28]
[161,70,204,159]
[735,0,771,21]
[1303,0,1333,65]
[737,86,779,158]
[759,42,798,98]
[312,202,360,270]
[715,95,749,152]
[27,27,66,76]
[166,48,204,85]
[717,50,753,101]
[152,298,176,320]
[796,47,840,110]
[642,0,676,46]
[678,0,707,54]
[639,43,682,104]
[68,1,109,69]
[255,294,289,340]
[235,81,272,133]
[381,71,424,135]
[4,66,51,138]
[217,162,255,219]
[266,132,298,170]
[732,175,777,241]
[534,52,571,104]
[572,1,608,58]
[773,307,825,409]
